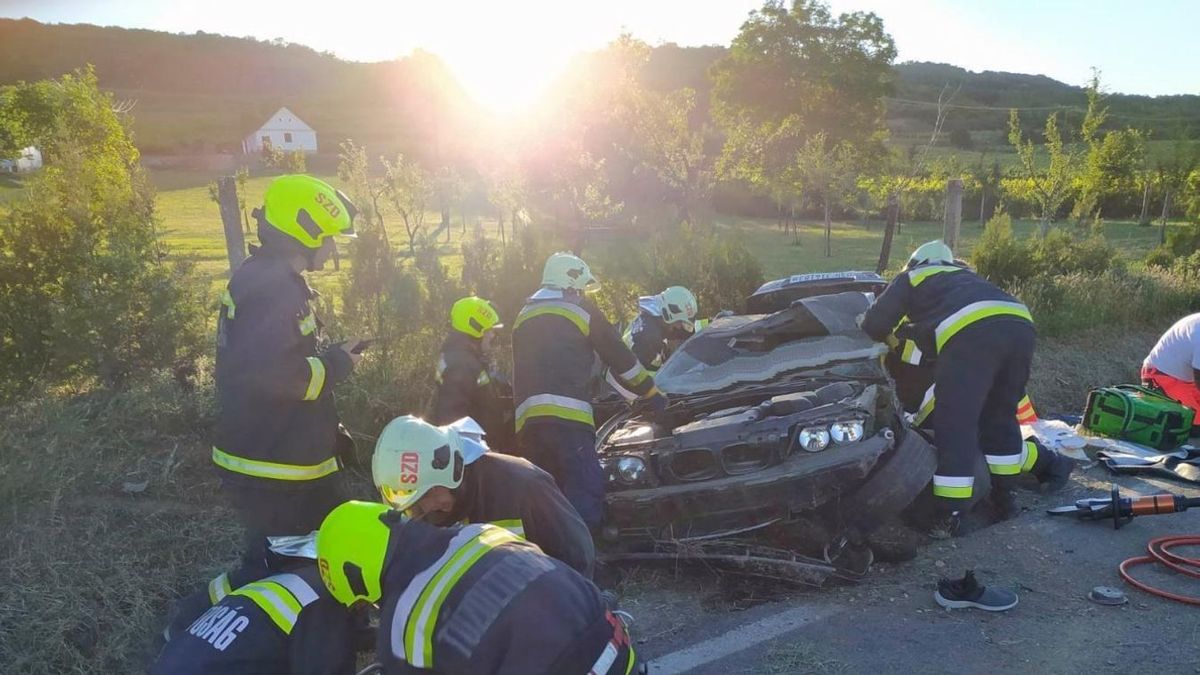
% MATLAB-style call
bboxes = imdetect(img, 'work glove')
[642,391,670,424]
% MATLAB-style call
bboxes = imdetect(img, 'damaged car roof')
[655,292,885,396]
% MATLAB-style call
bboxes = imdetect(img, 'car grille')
[720,443,771,475]
[670,448,719,482]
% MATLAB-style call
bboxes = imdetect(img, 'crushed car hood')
[655,292,885,396]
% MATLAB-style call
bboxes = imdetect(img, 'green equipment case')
[1083,385,1194,451]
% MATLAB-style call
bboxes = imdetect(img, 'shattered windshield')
[654,292,885,395]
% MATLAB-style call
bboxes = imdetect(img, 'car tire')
[839,426,938,534]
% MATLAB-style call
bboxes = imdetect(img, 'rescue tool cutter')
[1047,484,1200,529]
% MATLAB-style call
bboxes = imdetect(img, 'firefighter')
[315,501,642,675]
[371,414,595,577]
[152,562,356,675]
[606,286,698,401]
[884,327,1073,511]
[430,296,513,448]
[512,252,667,528]
[862,241,1053,524]
[212,174,364,570]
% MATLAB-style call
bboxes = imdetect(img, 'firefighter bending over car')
[862,241,1058,527]
[606,285,699,401]
[512,252,668,528]
[316,501,644,674]
[372,414,596,577]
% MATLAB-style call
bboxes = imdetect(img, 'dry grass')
[1028,322,1169,416]
[0,372,241,674]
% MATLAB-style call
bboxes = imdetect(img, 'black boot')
[1035,451,1074,493]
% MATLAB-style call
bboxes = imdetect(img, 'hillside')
[2,18,1198,155]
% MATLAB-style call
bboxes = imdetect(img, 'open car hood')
[654,292,885,396]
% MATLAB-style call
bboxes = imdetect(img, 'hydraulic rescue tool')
[1047,484,1200,529]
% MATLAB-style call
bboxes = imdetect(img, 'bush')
[0,68,205,401]
[1013,267,1200,337]
[972,212,1119,287]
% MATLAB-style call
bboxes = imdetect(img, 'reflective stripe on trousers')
[932,474,974,499]
[212,446,339,481]
[391,524,521,669]
[985,440,1040,476]
[515,394,594,432]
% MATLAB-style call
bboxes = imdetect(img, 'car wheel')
[839,426,938,534]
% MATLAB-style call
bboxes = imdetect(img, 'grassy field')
[148,167,1181,292]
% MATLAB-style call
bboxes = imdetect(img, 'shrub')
[972,211,1119,287]
[972,212,1034,287]
[0,68,205,401]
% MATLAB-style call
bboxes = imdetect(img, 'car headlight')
[797,427,831,453]
[831,421,865,444]
[616,456,646,483]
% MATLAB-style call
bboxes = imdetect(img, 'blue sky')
[2,0,1197,110]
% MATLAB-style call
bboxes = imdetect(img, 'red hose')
[1118,535,1200,606]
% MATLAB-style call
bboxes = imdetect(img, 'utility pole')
[217,176,246,272]
[943,178,963,253]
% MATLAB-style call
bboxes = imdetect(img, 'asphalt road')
[630,467,1200,675]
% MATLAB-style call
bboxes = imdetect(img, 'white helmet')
[658,286,698,329]
[372,415,465,512]
[542,252,598,291]
[906,240,954,269]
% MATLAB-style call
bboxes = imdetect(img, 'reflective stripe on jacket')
[861,263,1032,356]
[512,288,656,432]
[213,253,353,484]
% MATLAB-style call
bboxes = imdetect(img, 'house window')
[261,135,271,147]
[284,132,293,143]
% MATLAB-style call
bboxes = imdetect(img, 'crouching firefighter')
[372,414,595,577]
[885,330,1072,511]
[512,252,667,528]
[606,286,699,401]
[862,241,1041,526]
[212,174,366,571]
[316,501,643,675]
[152,561,356,675]
[431,296,514,449]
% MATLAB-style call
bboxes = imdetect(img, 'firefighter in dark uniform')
[430,296,513,448]
[884,321,1073,510]
[152,562,356,675]
[862,241,1043,521]
[606,286,698,401]
[372,415,595,577]
[512,252,667,528]
[212,174,365,570]
[316,501,642,675]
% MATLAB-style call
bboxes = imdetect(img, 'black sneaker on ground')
[934,570,1019,611]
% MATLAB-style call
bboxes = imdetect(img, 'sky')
[2,0,1198,112]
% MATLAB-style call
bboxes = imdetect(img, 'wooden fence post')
[943,178,963,253]
[218,176,246,272]
[876,192,900,274]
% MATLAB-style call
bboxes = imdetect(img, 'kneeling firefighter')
[512,252,667,528]
[152,561,356,675]
[372,414,595,577]
[606,286,699,401]
[430,296,514,448]
[316,501,643,674]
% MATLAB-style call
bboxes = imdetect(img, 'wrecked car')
[596,279,937,582]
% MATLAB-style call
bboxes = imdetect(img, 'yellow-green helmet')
[316,501,392,607]
[542,252,598,291]
[450,296,503,339]
[262,175,358,249]
[658,286,698,329]
[906,240,954,269]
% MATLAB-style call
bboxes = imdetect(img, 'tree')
[1073,74,1146,225]
[0,67,203,399]
[431,165,464,240]
[791,133,859,257]
[1008,109,1076,235]
[1155,145,1199,242]
[712,0,895,198]
[627,87,715,226]
[383,153,431,256]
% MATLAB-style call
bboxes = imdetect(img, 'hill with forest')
[2,18,1198,155]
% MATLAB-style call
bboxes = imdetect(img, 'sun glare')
[444,47,567,116]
